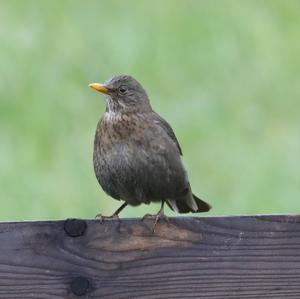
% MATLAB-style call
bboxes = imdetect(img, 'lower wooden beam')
[0,215,300,298]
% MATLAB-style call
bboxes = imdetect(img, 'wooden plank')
[0,215,300,298]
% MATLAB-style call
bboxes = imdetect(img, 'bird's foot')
[142,210,169,233]
[153,211,170,232]
[95,213,120,223]
[95,202,128,224]
[141,213,156,221]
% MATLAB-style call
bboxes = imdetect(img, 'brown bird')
[89,75,211,223]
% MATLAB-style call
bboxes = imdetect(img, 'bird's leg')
[95,202,128,223]
[152,200,170,232]
[112,202,128,216]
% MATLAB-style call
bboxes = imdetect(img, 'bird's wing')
[152,112,183,155]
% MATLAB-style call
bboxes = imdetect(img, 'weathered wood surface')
[0,215,300,298]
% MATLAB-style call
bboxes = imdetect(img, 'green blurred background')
[0,0,299,220]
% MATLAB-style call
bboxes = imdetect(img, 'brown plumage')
[89,75,211,219]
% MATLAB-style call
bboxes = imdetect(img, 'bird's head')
[89,75,152,113]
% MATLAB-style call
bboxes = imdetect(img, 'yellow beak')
[89,83,109,94]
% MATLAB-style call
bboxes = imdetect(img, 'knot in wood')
[70,276,90,296]
[64,219,87,237]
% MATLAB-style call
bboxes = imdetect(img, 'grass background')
[0,0,299,220]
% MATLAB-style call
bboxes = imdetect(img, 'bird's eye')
[119,86,128,94]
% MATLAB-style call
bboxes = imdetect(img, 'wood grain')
[1,215,300,298]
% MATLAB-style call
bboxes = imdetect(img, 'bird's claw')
[95,213,120,223]
[142,210,169,233]
[153,211,169,231]
[141,213,156,221]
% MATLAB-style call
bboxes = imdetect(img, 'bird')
[89,75,211,225]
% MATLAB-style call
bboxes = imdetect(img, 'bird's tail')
[167,192,211,214]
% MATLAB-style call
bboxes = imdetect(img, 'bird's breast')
[95,112,149,152]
